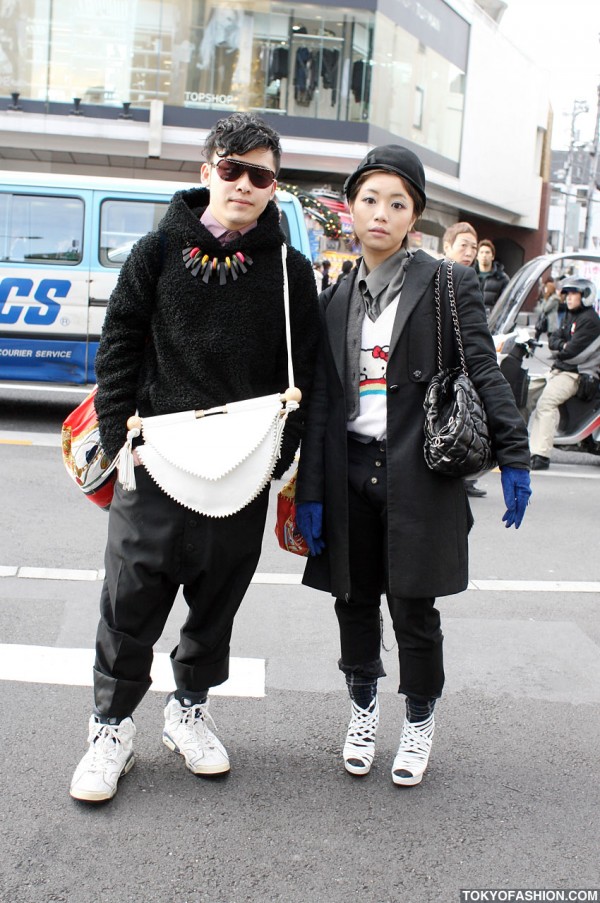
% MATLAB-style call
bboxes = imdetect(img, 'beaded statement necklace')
[182,246,254,284]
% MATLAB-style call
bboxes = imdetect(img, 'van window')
[0,192,84,264]
[100,198,169,266]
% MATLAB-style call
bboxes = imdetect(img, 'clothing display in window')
[351,59,371,104]
[294,47,318,106]
[321,49,340,105]
[199,9,242,94]
[268,46,289,81]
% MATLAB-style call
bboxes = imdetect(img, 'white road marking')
[0,644,265,697]
[468,579,600,593]
[1,431,600,477]
[0,431,61,447]
[1,565,599,592]
[0,383,90,394]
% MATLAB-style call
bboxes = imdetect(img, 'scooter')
[498,327,600,455]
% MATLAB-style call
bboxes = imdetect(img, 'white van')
[0,172,311,386]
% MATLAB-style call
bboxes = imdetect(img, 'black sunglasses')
[212,158,275,189]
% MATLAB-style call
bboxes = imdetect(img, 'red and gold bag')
[274,471,309,556]
[61,386,116,510]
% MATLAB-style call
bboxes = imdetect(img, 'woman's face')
[348,172,416,264]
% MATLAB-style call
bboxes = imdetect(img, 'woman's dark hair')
[346,168,426,219]
[203,112,282,174]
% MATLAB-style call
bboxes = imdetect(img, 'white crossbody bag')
[116,245,301,518]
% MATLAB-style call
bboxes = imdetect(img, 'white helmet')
[559,278,597,308]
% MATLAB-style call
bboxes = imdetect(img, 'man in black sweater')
[70,113,319,802]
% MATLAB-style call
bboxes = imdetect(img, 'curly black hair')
[203,112,282,174]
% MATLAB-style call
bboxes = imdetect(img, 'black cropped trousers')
[93,467,269,719]
[335,436,445,701]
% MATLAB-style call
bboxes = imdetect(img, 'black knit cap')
[344,144,427,207]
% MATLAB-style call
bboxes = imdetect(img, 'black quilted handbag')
[423,261,496,477]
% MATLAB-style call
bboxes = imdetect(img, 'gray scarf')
[345,249,412,422]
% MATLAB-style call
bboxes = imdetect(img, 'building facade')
[548,148,600,254]
[0,0,551,272]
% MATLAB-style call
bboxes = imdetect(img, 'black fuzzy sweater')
[94,188,320,476]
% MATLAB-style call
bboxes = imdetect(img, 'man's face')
[201,147,277,230]
[565,291,583,311]
[477,245,494,270]
[444,232,478,266]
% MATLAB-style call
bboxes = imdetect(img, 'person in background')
[529,278,600,470]
[475,239,509,314]
[321,259,332,289]
[313,260,323,292]
[295,145,531,788]
[443,222,487,498]
[533,280,560,339]
[557,287,568,327]
[336,259,354,284]
[69,112,319,803]
[442,222,478,268]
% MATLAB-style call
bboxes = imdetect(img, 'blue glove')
[500,466,532,529]
[295,501,325,556]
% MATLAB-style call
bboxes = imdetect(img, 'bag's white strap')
[281,244,295,391]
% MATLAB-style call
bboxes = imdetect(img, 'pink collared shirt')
[200,208,257,244]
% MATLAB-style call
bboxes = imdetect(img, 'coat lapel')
[389,251,439,359]
[325,273,354,385]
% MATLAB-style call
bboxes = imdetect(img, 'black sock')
[346,676,378,709]
[172,689,208,707]
[405,697,436,723]
[93,713,130,726]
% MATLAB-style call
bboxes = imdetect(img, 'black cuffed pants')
[93,467,269,719]
[335,436,445,700]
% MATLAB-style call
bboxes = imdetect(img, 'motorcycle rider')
[529,278,600,470]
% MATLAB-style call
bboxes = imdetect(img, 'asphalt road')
[1,387,599,903]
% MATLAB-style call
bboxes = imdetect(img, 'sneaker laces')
[393,715,434,773]
[180,703,219,750]
[86,724,125,772]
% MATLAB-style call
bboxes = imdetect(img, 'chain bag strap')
[423,260,496,477]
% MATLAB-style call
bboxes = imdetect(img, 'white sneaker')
[162,698,230,775]
[343,697,379,776]
[391,714,435,786]
[70,716,136,802]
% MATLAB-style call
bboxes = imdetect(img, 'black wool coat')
[475,260,509,311]
[296,250,530,600]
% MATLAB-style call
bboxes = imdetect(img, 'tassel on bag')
[117,420,141,491]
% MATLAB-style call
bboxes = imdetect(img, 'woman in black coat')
[295,145,531,787]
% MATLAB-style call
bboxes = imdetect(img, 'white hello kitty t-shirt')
[348,297,399,441]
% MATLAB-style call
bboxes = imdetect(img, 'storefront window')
[371,12,465,163]
[1,0,464,164]
[178,1,374,122]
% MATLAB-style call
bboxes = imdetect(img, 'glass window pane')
[6,195,84,264]
[0,193,9,261]
[100,199,169,266]
[371,13,465,163]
